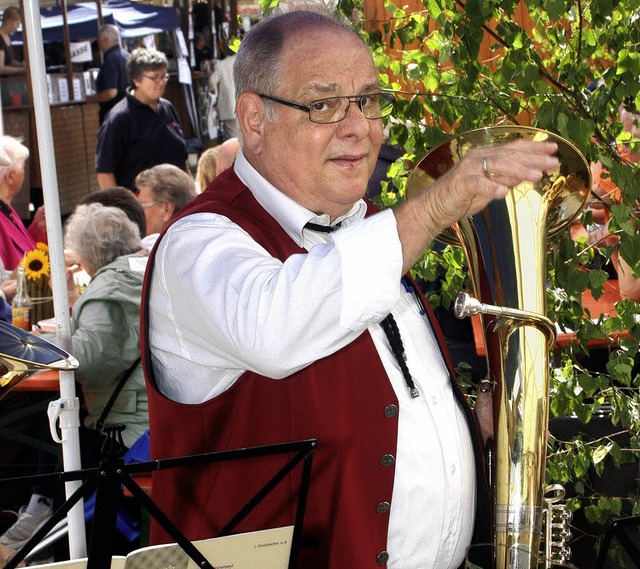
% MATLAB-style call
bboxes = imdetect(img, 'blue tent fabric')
[101,1,179,39]
[12,2,179,44]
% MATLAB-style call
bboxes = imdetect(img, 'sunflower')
[23,248,50,281]
[36,242,49,254]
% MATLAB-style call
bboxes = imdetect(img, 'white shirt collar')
[234,151,367,248]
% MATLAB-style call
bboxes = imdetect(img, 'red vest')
[141,169,491,568]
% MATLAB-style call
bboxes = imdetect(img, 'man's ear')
[236,92,267,155]
[164,201,176,221]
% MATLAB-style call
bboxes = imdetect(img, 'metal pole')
[96,0,104,28]
[60,0,75,102]
[21,0,87,559]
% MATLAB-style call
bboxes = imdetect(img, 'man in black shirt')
[86,24,129,124]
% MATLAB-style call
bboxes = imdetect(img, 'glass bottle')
[12,265,32,331]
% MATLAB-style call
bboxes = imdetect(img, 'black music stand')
[3,426,316,569]
[594,515,640,568]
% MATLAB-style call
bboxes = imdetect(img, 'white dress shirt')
[149,151,477,569]
[208,55,236,121]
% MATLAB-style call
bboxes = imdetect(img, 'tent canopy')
[13,1,179,43]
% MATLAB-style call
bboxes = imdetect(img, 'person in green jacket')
[0,202,148,553]
[61,203,148,446]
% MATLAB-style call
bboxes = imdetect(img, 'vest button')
[376,501,391,514]
[377,551,389,565]
[384,404,398,418]
[380,454,395,467]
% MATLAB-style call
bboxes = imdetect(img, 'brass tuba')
[406,126,591,568]
[0,320,78,400]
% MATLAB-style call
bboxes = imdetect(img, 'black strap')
[380,313,420,398]
[303,221,341,233]
[95,357,141,432]
[305,220,418,398]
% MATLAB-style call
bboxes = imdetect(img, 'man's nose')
[338,99,370,134]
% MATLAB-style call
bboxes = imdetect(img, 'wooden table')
[13,368,60,392]
[470,280,627,356]
[0,369,61,457]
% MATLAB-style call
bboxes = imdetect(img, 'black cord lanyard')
[303,222,419,398]
[380,312,420,398]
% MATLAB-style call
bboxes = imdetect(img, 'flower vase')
[28,276,54,326]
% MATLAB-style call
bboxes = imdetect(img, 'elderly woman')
[58,203,148,443]
[0,203,148,552]
[0,135,46,271]
[134,163,196,239]
[95,47,188,191]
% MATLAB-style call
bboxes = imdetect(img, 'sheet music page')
[188,525,294,569]
[25,526,294,569]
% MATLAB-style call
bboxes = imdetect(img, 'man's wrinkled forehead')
[282,24,372,58]
[281,29,379,93]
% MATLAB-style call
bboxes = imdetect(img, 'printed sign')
[70,41,93,63]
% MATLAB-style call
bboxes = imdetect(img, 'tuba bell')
[407,126,591,568]
[0,319,79,400]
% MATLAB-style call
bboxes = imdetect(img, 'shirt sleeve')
[208,68,220,93]
[149,209,404,387]
[99,55,119,91]
[95,116,124,173]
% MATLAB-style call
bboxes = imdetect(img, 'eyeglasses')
[258,92,396,124]
[139,200,161,208]
[142,73,170,83]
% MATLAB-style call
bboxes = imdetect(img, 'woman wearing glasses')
[95,47,188,191]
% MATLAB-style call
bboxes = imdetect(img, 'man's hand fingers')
[475,141,560,184]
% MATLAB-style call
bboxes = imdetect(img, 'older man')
[142,9,559,569]
[85,24,129,125]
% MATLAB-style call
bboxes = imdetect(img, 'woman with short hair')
[0,203,148,552]
[0,135,46,271]
[95,47,188,191]
[60,203,148,446]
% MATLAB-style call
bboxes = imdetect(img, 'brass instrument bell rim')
[0,320,79,372]
[0,352,79,371]
[405,125,592,244]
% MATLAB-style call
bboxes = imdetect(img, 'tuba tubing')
[406,126,591,568]
[454,291,556,348]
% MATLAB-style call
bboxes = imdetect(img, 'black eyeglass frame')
[142,73,171,82]
[258,91,396,124]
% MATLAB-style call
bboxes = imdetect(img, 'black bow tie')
[304,221,341,233]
